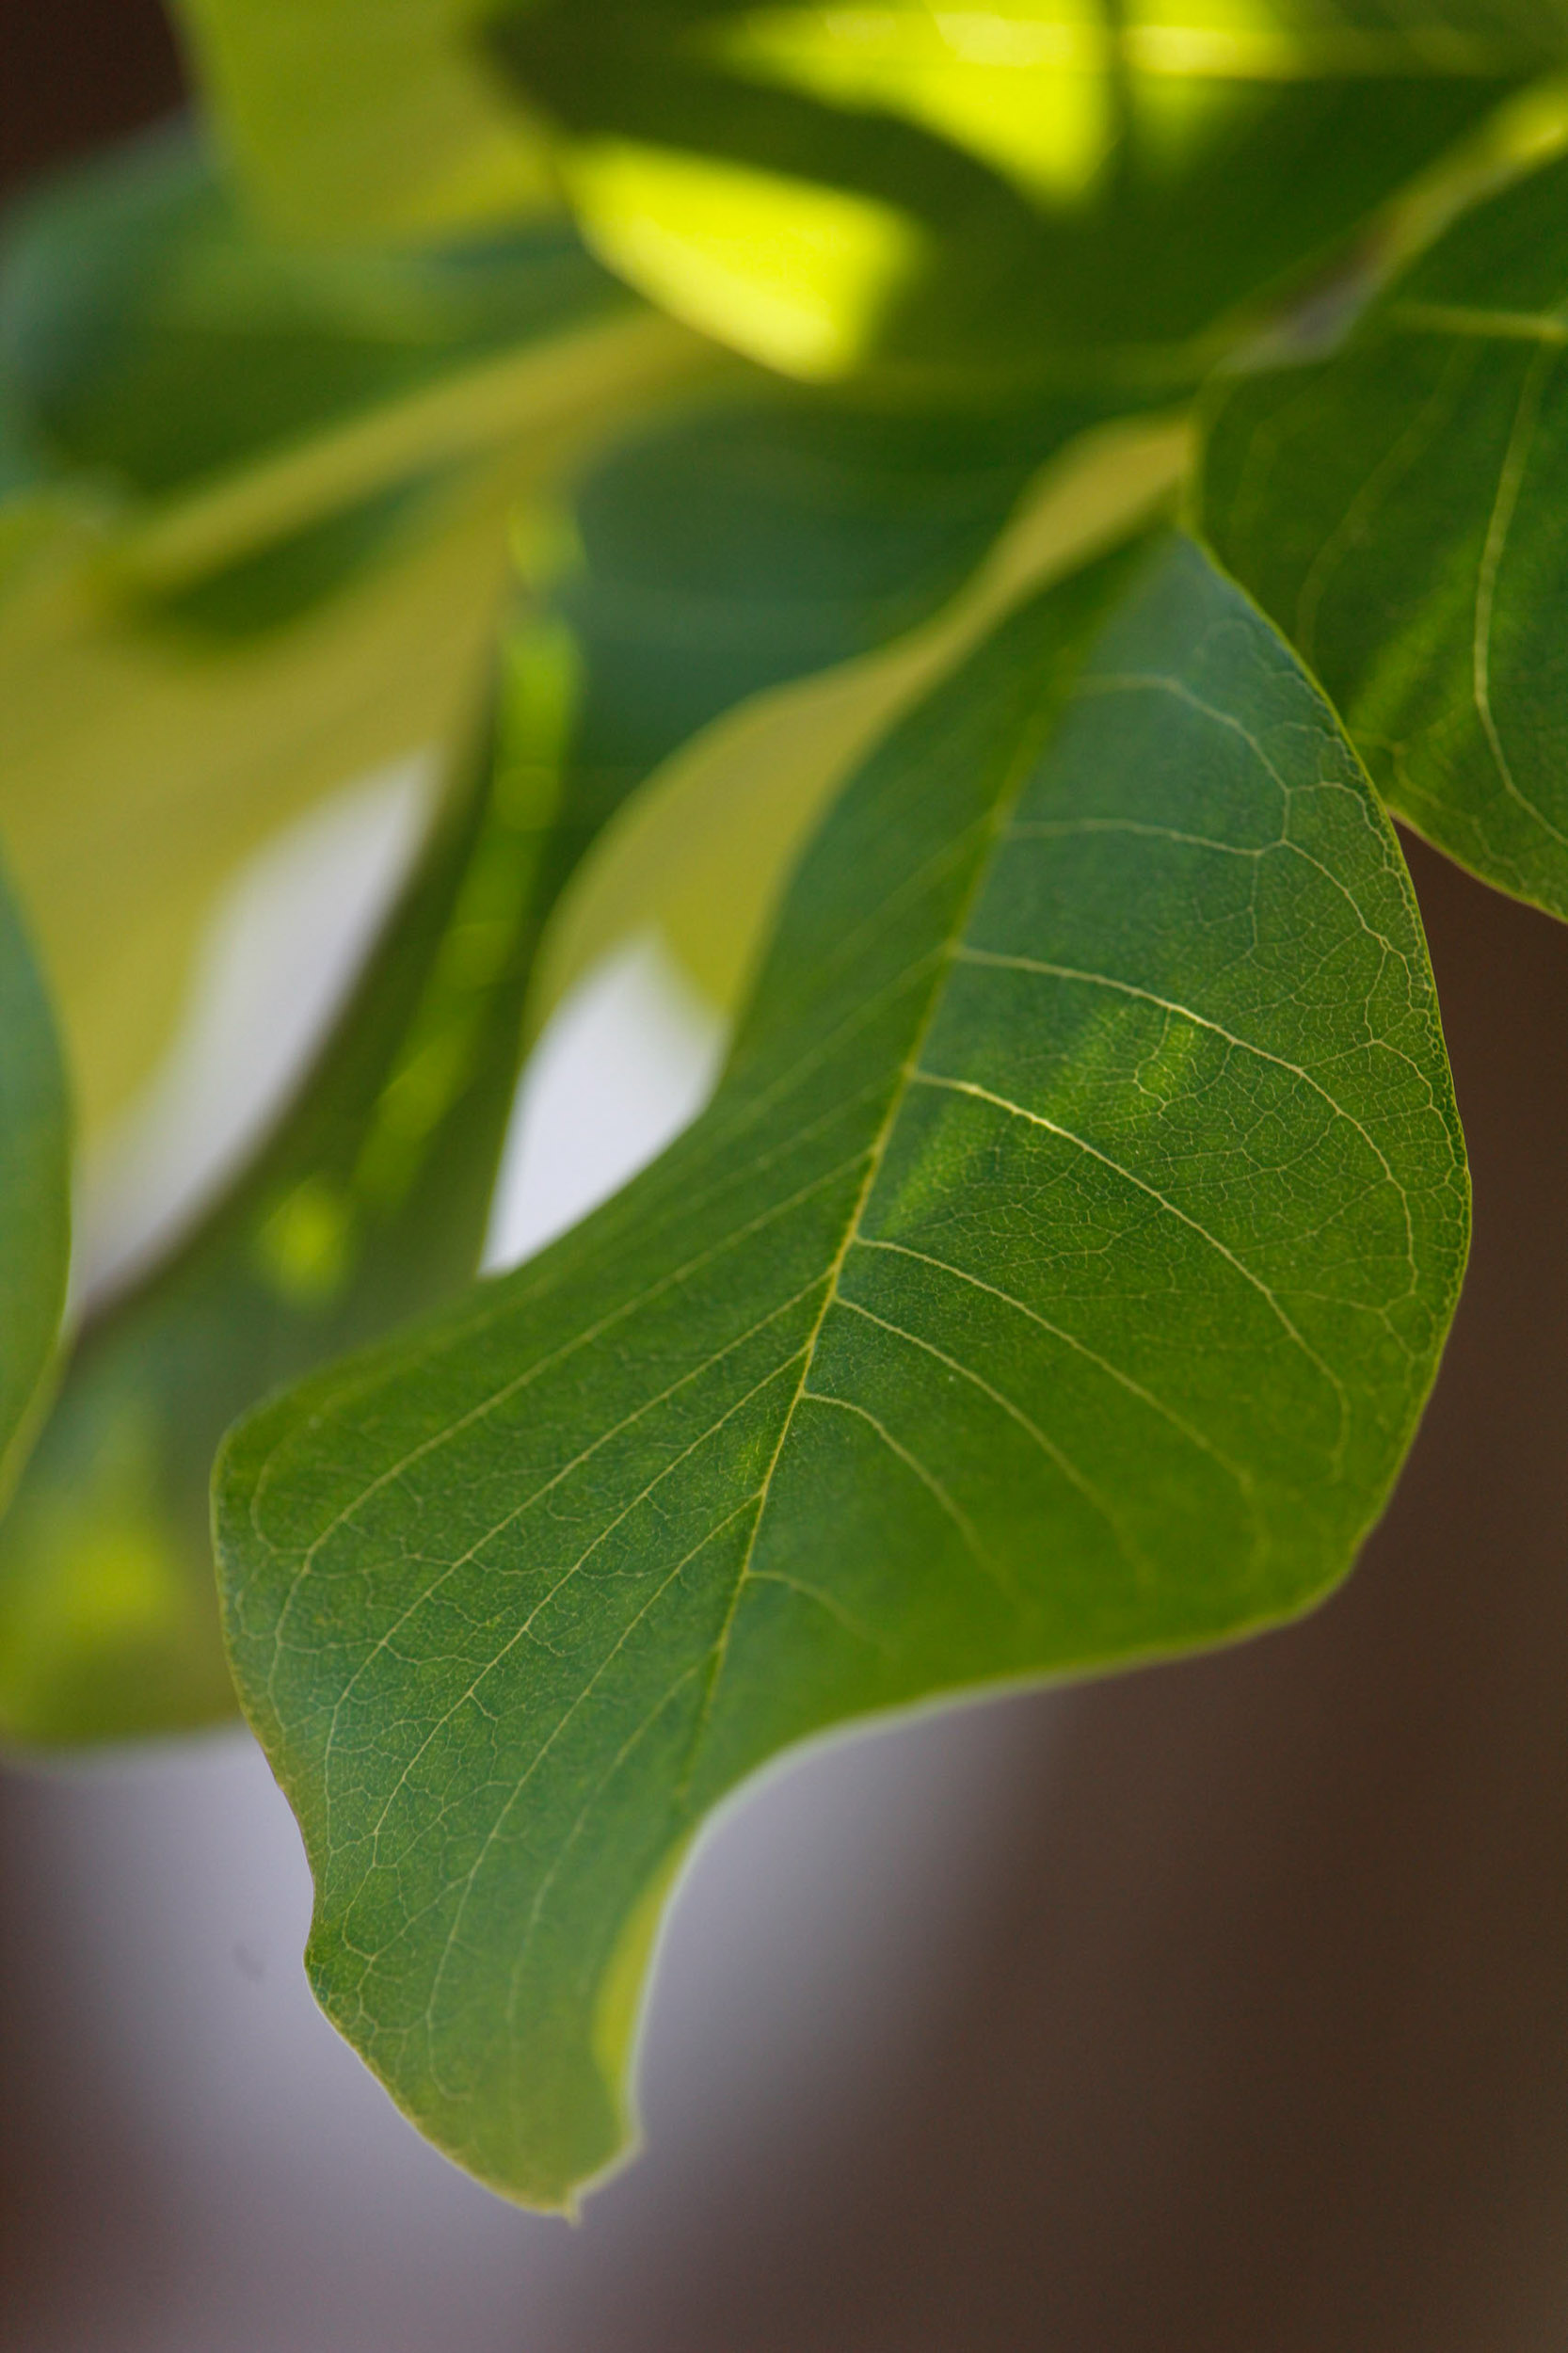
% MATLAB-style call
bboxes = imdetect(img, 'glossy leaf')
[1201,147,1568,920]
[486,0,1548,384]
[0,633,570,1744]
[216,534,1467,2209]
[0,859,69,1504]
[0,129,702,1140]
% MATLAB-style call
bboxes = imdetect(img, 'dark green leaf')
[1200,148,1568,920]
[0,302,1142,1749]
[0,858,70,1503]
[216,534,1467,2209]
[0,370,1075,1744]
[486,0,1549,384]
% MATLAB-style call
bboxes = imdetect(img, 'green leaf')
[0,628,574,1745]
[0,245,1153,1748]
[1200,146,1568,921]
[216,533,1467,2209]
[0,858,70,1504]
[0,127,704,1141]
[168,0,558,242]
[486,0,1548,384]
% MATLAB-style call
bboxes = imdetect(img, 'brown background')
[3,12,1567,2345]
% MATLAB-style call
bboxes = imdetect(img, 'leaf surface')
[0,859,69,1501]
[216,535,1467,2207]
[539,410,1190,1021]
[1201,148,1568,920]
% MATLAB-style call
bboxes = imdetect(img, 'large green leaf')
[0,632,572,1745]
[216,533,1467,2209]
[486,0,1550,383]
[0,859,69,1505]
[1200,146,1568,921]
[0,367,1098,1745]
[0,128,702,1141]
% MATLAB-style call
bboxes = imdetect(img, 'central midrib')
[675,650,1081,1799]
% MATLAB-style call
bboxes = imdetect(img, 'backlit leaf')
[216,534,1467,2208]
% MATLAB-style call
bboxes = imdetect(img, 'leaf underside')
[217,534,1467,2208]
[1201,149,1568,922]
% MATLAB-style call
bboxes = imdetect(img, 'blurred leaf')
[216,534,1467,2208]
[0,124,626,501]
[1201,147,1568,920]
[169,0,558,242]
[487,0,1552,384]
[0,129,707,1143]
[0,859,70,1506]
[0,628,572,1744]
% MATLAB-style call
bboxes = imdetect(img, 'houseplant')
[4,0,1567,2225]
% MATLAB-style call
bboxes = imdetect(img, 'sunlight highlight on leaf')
[564,143,929,377]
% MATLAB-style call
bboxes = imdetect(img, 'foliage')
[5,0,1567,2207]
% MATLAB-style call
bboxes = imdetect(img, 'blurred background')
[6,7,1568,2347]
